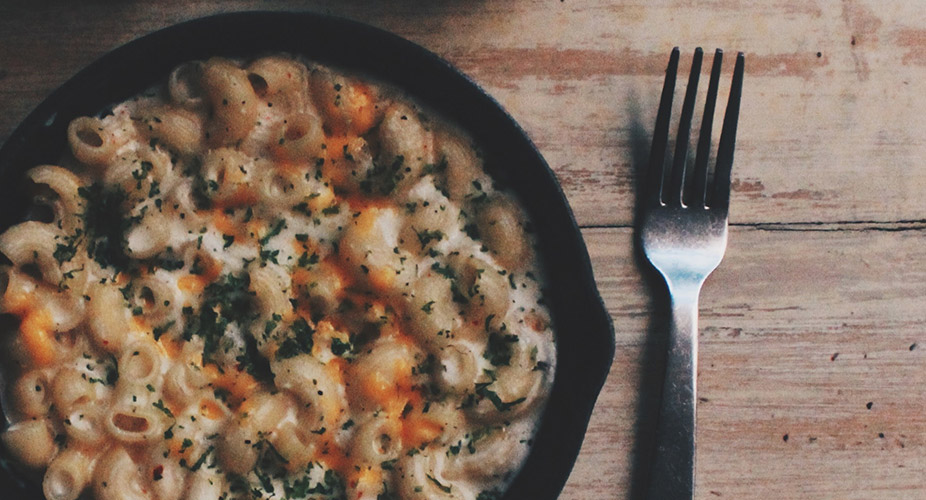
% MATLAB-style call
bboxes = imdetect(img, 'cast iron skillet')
[0,11,615,499]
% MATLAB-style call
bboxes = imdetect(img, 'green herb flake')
[153,399,175,418]
[190,445,215,471]
[259,219,287,245]
[297,251,319,268]
[152,320,175,341]
[330,337,352,357]
[426,474,452,494]
[483,332,518,366]
[430,262,455,279]
[53,241,78,264]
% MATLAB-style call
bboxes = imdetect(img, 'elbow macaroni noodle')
[0,54,556,500]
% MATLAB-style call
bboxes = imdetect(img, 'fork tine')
[711,51,744,211]
[668,48,702,206]
[690,49,723,208]
[648,47,679,205]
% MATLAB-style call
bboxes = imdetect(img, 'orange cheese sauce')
[20,308,55,366]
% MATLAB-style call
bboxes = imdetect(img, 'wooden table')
[2,1,924,498]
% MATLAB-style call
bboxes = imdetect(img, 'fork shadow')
[625,92,673,500]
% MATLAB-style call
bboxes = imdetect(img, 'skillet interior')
[0,12,615,499]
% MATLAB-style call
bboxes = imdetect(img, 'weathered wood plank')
[564,226,926,499]
[2,0,924,228]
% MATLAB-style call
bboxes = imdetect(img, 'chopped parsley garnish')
[476,383,526,412]
[105,362,119,385]
[153,399,174,418]
[414,228,445,248]
[426,474,452,494]
[259,219,287,245]
[430,262,455,279]
[293,202,312,216]
[237,334,274,383]
[53,240,78,264]
[412,354,436,376]
[330,337,352,357]
[189,255,206,275]
[190,445,215,471]
[462,222,480,240]
[297,251,319,268]
[484,332,518,366]
[358,155,405,195]
[275,318,315,360]
[180,273,272,383]
[283,467,345,498]
[264,313,282,337]
[78,184,132,271]
[259,249,280,264]
[131,160,154,182]
[422,156,448,175]
[484,314,496,331]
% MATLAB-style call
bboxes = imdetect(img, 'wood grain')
[1,0,924,498]
[572,226,926,499]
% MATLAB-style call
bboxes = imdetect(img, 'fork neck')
[666,277,705,303]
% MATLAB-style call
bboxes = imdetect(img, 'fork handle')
[647,281,701,499]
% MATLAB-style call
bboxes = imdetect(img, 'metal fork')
[640,47,744,499]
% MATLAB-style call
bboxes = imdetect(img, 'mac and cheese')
[0,54,556,500]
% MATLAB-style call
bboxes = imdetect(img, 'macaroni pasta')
[0,54,556,500]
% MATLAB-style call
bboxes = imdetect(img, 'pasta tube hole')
[44,463,81,500]
[112,413,150,433]
[75,128,104,148]
[284,122,309,141]
[23,198,56,224]
[20,262,45,282]
[120,342,161,382]
[124,353,156,379]
[139,286,155,308]
[377,433,394,455]
[247,73,269,97]
[168,61,205,108]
